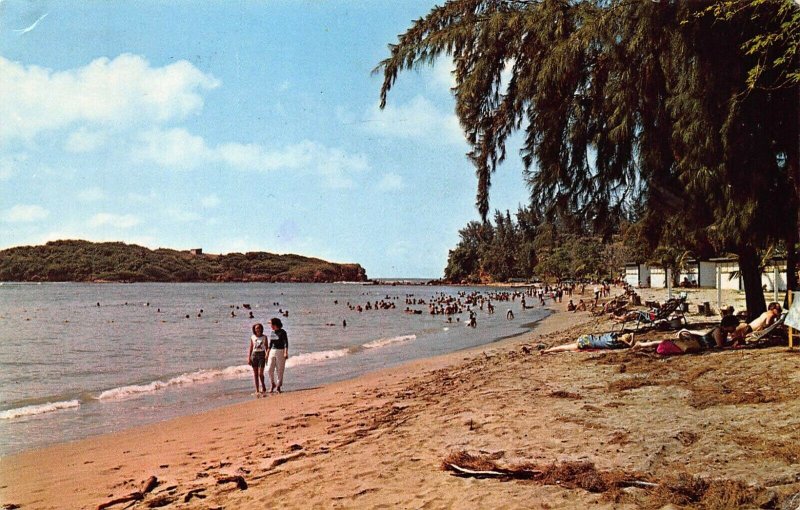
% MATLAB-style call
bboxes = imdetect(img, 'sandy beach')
[2,287,799,510]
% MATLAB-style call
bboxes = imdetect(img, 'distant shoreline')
[0,240,368,283]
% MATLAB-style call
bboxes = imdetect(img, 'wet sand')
[2,287,799,509]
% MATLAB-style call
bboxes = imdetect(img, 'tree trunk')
[738,245,766,321]
[787,94,799,300]
[787,214,797,303]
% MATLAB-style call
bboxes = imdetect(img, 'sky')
[0,0,531,278]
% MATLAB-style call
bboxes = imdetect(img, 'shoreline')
[0,307,549,458]
[3,289,798,509]
[1,308,555,455]
[0,281,545,457]
[0,306,574,509]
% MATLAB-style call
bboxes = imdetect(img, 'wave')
[362,334,416,349]
[14,340,415,411]
[286,349,350,367]
[0,400,80,420]
[97,349,353,401]
[97,365,251,401]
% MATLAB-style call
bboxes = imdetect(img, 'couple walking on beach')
[248,318,289,395]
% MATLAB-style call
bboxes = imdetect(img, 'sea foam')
[96,349,355,401]
[286,349,350,367]
[97,365,251,401]
[0,400,80,420]
[362,334,417,349]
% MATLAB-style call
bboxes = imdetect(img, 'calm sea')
[0,282,547,456]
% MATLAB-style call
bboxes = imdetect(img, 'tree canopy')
[443,205,638,284]
[378,0,799,317]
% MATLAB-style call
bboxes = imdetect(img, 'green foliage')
[380,0,798,311]
[703,0,800,89]
[0,240,368,283]
[445,207,540,283]
[444,206,626,283]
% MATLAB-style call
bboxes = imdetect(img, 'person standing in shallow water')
[266,317,289,393]
[248,323,267,395]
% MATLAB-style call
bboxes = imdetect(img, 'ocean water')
[0,282,547,456]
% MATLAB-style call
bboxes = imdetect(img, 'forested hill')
[0,240,368,283]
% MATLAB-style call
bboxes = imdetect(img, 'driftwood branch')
[616,480,659,489]
[444,462,542,479]
[96,492,143,510]
[96,475,159,510]
[183,488,207,503]
[216,475,248,490]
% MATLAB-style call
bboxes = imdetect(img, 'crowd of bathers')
[347,295,398,312]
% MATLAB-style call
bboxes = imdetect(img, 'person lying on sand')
[542,332,635,354]
[612,309,648,323]
[632,315,740,355]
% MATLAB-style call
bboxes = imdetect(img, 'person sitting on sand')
[574,299,587,312]
[248,323,268,395]
[542,332,635,353]
[732,302,782,341]
[566,299,576,311]
[633,315,740,355]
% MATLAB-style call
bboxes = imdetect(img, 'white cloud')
[364,96,464,145]
[64,128,108,153]
[135,128,209,170]
[377,173,405,192]
[3,204,49,223]
[77,187,106,202]
[135,128,369,188]
[88,212,141,229]
[430,57,514,95]
[0,54,219,143]
[200,194,220,208]
[431,59,457,90]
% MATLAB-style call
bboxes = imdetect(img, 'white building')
[677,260,717,288]
[622,257,787,291]
[649,265,667,288]
[762,258,788,292]
[623,263,650,287]
[710,258,742,291]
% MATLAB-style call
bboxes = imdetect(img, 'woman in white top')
[248,323,268,395]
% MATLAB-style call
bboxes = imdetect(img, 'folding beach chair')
[744,312,788,344]
[629,295,688,332]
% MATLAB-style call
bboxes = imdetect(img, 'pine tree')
[378,0,799,318]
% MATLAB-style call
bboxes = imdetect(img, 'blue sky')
[0,0,530,278]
